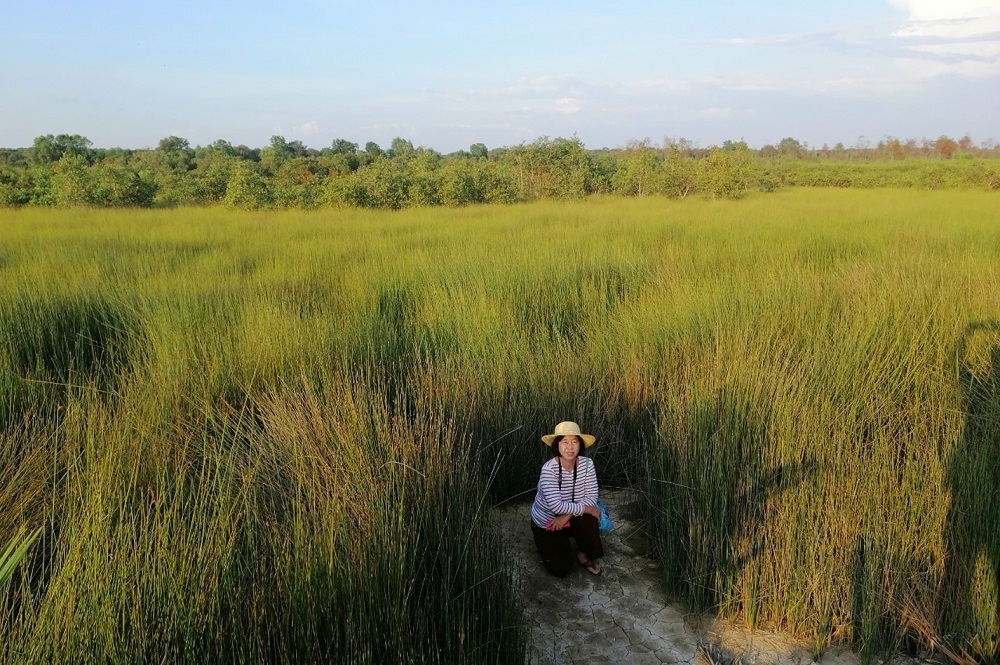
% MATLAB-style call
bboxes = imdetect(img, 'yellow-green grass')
[0,189,998,662]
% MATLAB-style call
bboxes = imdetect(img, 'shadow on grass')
[0,294,141,428]
[942,321,1000,662]
[651,387,816,623]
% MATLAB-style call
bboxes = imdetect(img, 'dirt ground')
[493,488,942,665]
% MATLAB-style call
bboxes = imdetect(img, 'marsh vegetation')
[1,189,998,663]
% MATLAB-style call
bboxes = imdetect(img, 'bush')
[93,161,154,207]
[694,148,759,199]
[224,162,274,210]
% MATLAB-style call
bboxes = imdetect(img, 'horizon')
[6,132,997,155]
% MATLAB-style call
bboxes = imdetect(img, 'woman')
[530,421,604,577]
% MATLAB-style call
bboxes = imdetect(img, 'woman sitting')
[530,421,604,576]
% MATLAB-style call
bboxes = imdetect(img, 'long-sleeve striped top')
[530,456,599,528]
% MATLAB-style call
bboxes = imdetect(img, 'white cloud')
[697,107,736,118]
[909,40,1000,57]
[893,56,1000,77]
[682,2,1000,85]
[519,97,583,114]
[890,0,1000,76]
[726,74,914,95]
[293,120,320,134]
[554,97,582,114]
[890,0,1000,37]
[500,76,583,96]
[697,33,815,47]
[618,78,690,94]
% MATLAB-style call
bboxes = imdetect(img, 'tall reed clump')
[0,191,998,662]
[641,192,1000,661]
[0,208,525,663]
[0,378,524,663]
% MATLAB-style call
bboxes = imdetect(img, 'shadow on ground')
[494,488,939,665]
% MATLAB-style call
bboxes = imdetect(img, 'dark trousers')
[530,514,605,577]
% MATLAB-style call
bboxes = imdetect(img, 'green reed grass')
[0,190,998,662]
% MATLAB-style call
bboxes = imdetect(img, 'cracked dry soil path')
[494,488,936,665]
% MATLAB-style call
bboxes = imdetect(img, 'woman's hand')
[547,514,572,531]
[583,504,601,519]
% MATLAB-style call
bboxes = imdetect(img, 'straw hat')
[541,421,596,448]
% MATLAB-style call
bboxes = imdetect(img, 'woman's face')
[557,435,581,461]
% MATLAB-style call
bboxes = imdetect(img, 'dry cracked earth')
[494,489,940,665]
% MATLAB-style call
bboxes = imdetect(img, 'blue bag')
[596,499,614,534]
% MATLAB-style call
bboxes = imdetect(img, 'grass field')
[1,189,998,663]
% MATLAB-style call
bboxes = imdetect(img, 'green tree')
[694,147,759,199]
[188,151,237,205]
[322,173,367,207]
[327,139,358,155]
[194,139,236,160]
[0,162,31,206]
[50,154,95,206]
[124,137,198,205]
[502,137,592,200]
[268,135,294,159]
[388,137,416,160]
[353,159,408,209]
[232,144,259,161]
[759,144,778,159]
[273,158,322,208]
[130,149,178,205]
[322,152,360,175]
[25,166,55,205]
[260,136,294,175]
[157,136,194,171]
[224,161,274,209]
[0,181,20,207]
[32,134,93,165]
[538,137,592,198]
[588,151,619,194]
[472,160,518,204]
[31,136,62,165]
[662,147,695,198]
[438,158,481,206]
[406,151,442,206]
[93,160,154,207]
[469,143,488,161]
[777,137,803,159]
[613,140,662,196]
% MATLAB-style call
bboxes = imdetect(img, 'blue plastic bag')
[596,499,614,534]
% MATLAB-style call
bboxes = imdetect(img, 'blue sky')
[2,0,998,152]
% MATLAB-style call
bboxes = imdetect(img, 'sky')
[2,0,998,152]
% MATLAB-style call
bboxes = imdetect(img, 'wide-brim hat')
[541,421,595,447]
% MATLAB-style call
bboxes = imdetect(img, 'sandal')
[578,557,602,576]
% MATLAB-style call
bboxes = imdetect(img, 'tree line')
[0,133,997,210]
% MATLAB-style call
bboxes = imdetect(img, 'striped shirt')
[530,456,599,528]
